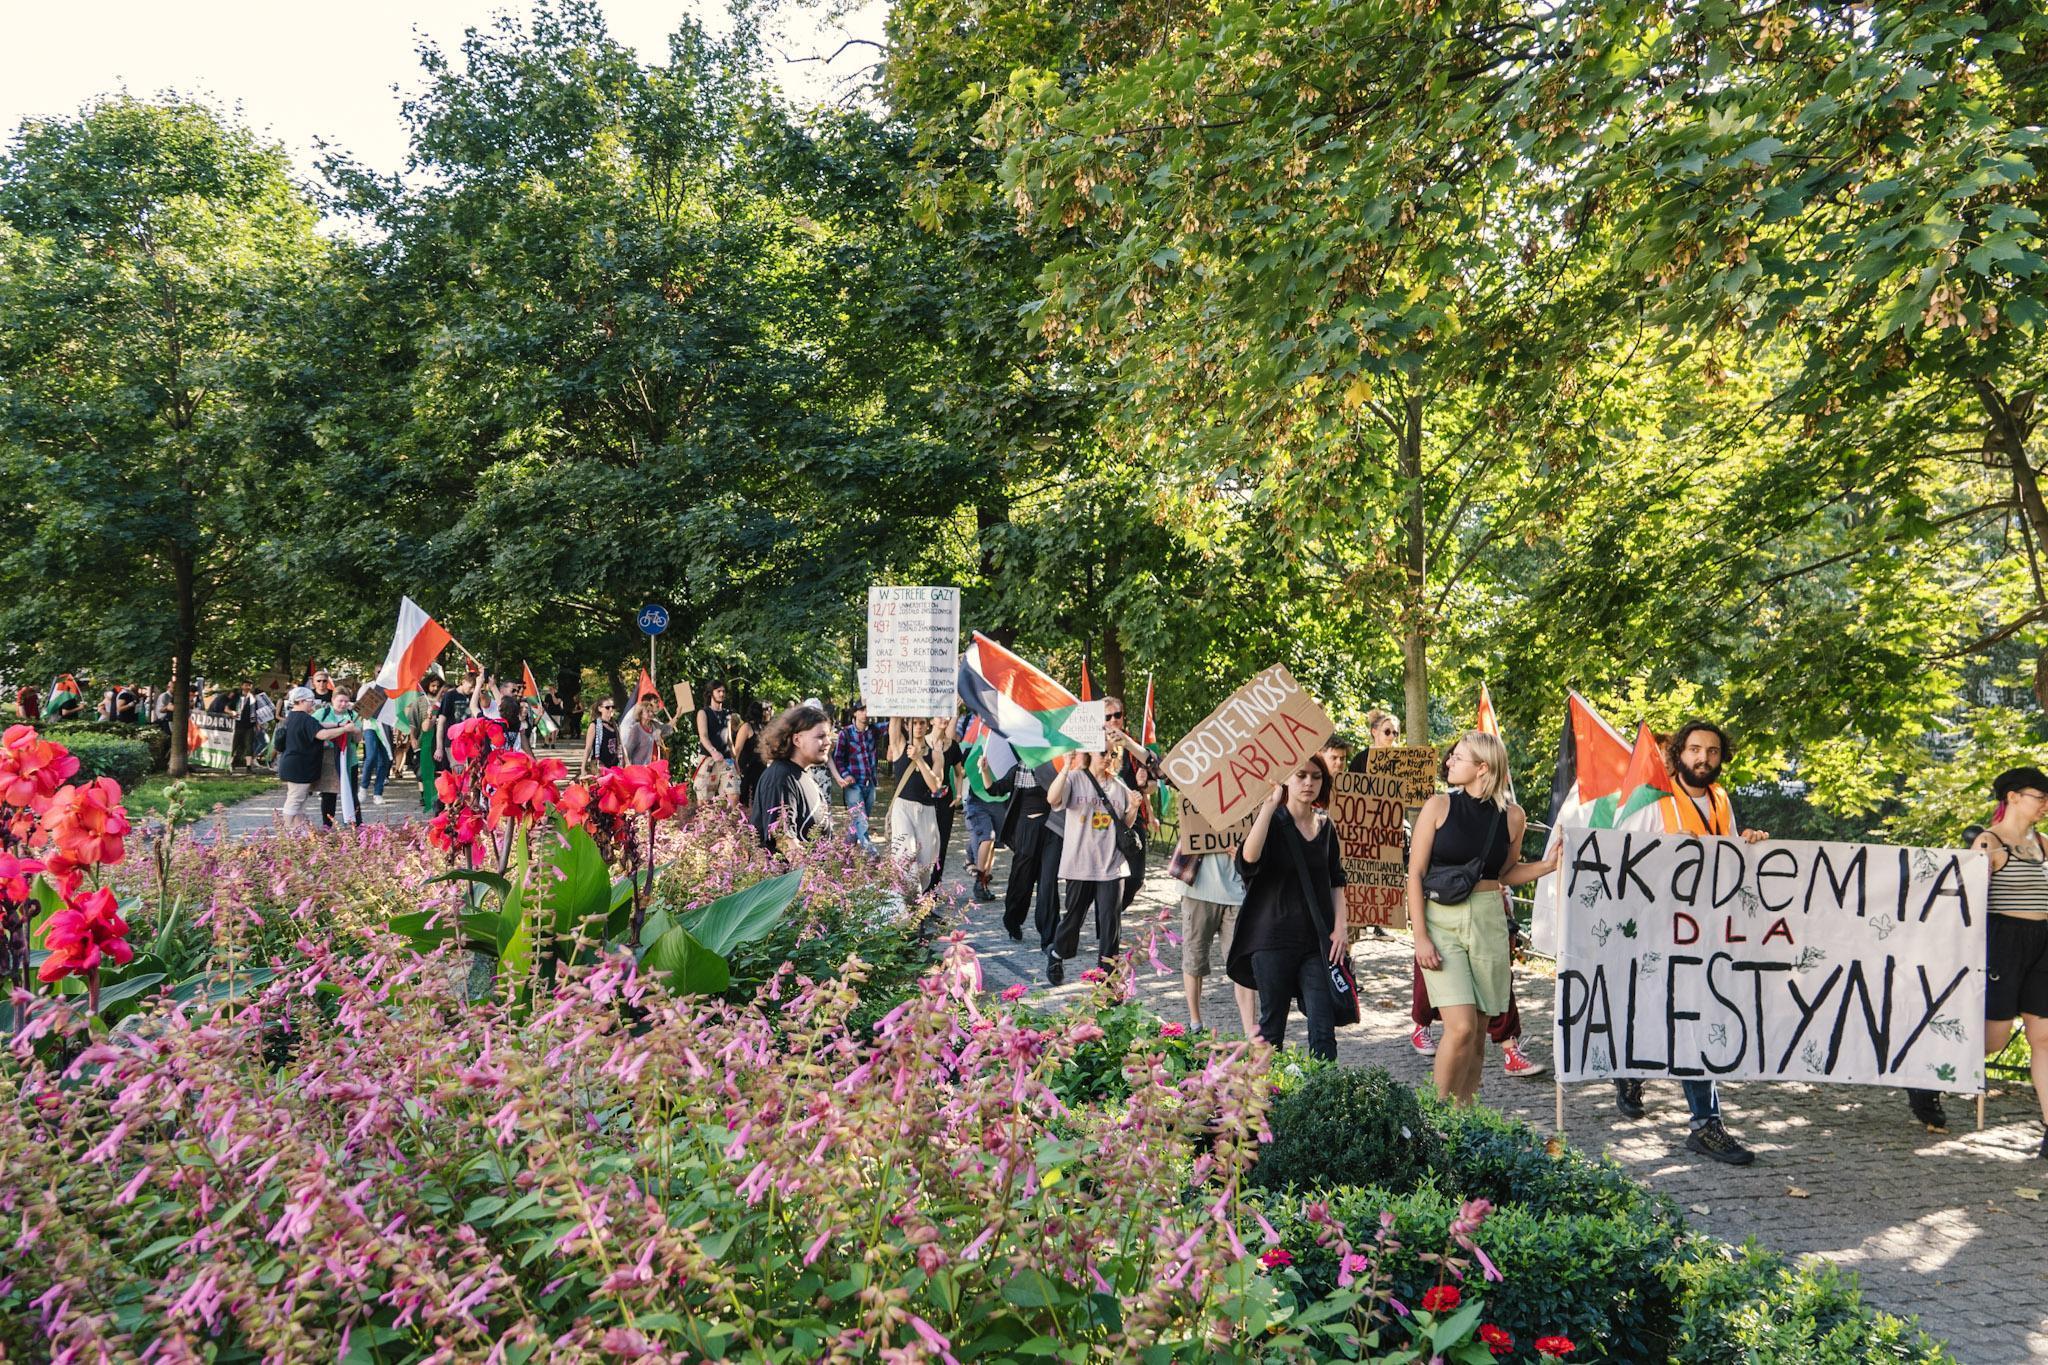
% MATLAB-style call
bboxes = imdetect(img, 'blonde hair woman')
[1406,730,1554,1105]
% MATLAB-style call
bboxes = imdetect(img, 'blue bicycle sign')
[636,603,670,636]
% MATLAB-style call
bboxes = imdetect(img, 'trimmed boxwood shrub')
[1670,1239,1958,1364]
[1428,1101,1674,1222]
[59,733,153,789]
[38,720,170,773]
[1262,1180,1685,1362]
[1250,1065,1442,1194]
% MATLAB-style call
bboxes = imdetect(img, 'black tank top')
[1431,790,1511,878]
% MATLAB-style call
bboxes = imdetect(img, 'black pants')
[1053,878,1123,964]
[1119,836,1148,913]
[1252,947,1337,1060]
[1003,808,1056,938]
[931,801,956,892]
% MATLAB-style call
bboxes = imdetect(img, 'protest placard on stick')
[866,587,960,717]
[1161,666,1334,829]
[1364,745,1438,804]
[1177,807,1253,857]
[1552,828,1989,1094]
[1329,771,1408,930]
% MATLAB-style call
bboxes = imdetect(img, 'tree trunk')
[168,548,197,778]
[1102,618,1127,703]
[1399,393,1430,743]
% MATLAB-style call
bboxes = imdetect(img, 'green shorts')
[1419,889,1512,1016]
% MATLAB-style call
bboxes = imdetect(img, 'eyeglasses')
[1105,712,1124,721]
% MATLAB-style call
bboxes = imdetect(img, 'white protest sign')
[1162,666,1334,829]
[857,667,873,702]
[865,587,960,717]
[1553,828,1988,1095]
[1059,700,1107,751]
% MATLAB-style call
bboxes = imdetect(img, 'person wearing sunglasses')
[1971,767,2048,1158]
[584,697,623,777]
[1103,698,1156,912]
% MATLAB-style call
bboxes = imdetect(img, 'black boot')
[1614,1078,1646,1119]
[1906,1089,1948,1133]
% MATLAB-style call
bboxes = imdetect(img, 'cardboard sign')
[865,587,960,717]
[1177,806,1254,857]
[1162,666,1334,829]
[1364,745,1438,804]
[1330,771,1409,930]
[1553,828,1988,1094]
[1061,700,1107,751]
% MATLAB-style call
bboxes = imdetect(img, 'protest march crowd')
[19,602,2048,1175]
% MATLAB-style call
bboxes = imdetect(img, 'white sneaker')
[372,794,387,806]
[1409,1026,1437,1056]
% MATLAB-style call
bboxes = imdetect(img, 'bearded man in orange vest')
[1614,720,1771,1165]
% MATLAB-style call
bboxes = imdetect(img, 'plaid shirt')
[832,722,877,785]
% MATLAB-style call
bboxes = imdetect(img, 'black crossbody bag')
[1420,799,1503,906]
[1280,813,1361,1028]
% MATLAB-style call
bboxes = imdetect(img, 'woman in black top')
[583,698,622,777]
[1227,757,1348,1060]
[1407,730,1553,1106]
[275,687,348,831]
[735,702,771,808]
[887,717,951,887]
[751,704,833,851]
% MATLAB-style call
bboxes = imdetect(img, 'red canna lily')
[482,749,567,827]
[558,782,593,829]
[435,770,465,807]
[40,777,130,868]
[0,725,79,811]
[447,716,506,768]
[36,886,133,983]
[595,762,688,823]
[0,851,45,903]
[427,808,486,858]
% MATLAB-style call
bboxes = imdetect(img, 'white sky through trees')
[0,0,887,188]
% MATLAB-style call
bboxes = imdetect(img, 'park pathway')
[940,849,2048,1365]
[182,773,2048,1363]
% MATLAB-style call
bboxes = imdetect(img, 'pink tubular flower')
[40,777,130,868]
[36,886,133,983]
[0,725,79,810]
[1258,1246,1292,1270]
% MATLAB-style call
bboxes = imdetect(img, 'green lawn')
[125,771,276,822]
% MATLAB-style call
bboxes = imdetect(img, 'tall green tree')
[0,97,327,772]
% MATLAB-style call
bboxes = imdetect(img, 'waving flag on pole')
[1079,655,1094,702]
[522,662,558,740]
[372,598,453,696]
[957,633,1096,768]
[1140,673,1157,747]
[636,670,660,708]
[1473,681,1514,806]
[1543,691,1630,844]
[1586,723,1672,829]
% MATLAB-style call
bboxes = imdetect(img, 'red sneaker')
[1500,1043,1547,1077]
[1409,1026,1437,1057]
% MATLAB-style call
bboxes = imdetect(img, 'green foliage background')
[1,0,2044,828]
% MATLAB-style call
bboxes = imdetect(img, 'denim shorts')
[963,797,1002,851]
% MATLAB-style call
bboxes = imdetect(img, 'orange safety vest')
[1656,785,1733,837]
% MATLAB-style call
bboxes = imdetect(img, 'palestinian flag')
[1584,723,1671,828]
[1543,691,1630,844]
[522,662,558,741]
[957,633,1094,768]
[1473,681,1515,806]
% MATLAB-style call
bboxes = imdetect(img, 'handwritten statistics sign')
[865,587,960,717]
[1554,829,1988,1095]
[1162,666,1334,829]
[1330,771,1408,930]
[1363,745,1438,804]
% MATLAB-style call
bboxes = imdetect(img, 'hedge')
[56,733,154,789]
[1668,1239,1958,1364]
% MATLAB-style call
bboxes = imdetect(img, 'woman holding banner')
[1227,757,1349,1060]
[1407,731,1553,1105]
[1973,766,2048,1158]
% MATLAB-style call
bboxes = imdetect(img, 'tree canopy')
[1,0,2043,832]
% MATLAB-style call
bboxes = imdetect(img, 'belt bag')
[1419,800,1503,905]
